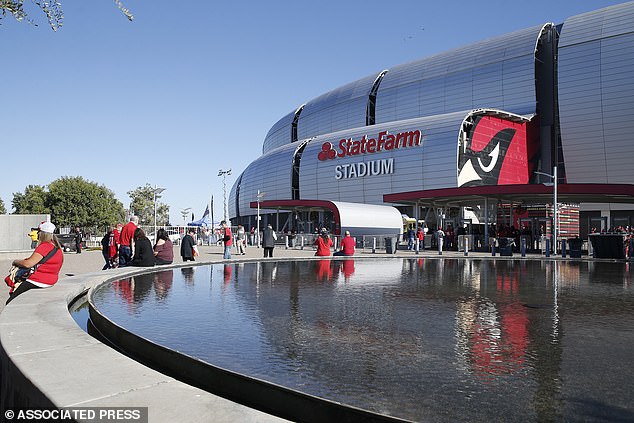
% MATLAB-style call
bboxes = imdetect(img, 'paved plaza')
[0,242,600,315]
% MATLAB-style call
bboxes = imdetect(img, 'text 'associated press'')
[4,407,148,422]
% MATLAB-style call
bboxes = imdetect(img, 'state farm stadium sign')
[317,129,423,180]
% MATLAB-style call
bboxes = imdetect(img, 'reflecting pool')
[90,259,634,422]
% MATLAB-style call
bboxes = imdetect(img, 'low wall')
[0,262,288,423]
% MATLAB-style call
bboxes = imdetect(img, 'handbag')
[4,247,59,294]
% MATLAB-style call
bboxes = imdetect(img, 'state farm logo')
[317,130,422,161]
[318,142,337,161]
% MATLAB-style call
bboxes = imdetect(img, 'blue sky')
[1,0,623,224]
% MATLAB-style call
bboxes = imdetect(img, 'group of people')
[406,226,427,251]
[249,224,355,258]
[101,216,175,269]
[314,228,355,257]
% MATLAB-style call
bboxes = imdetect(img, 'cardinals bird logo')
[458,115,529,187]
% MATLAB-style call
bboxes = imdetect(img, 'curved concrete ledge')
[0,258,290,423]
[0,249,607,422]
[87,263,403,423]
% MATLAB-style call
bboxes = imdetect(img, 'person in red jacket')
[119,216,138,267]
[314,228,333,256]
[416,227,425,250]
[334,231,355,256]
[6,221,64,305]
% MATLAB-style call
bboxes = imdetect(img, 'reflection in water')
[153,270,173,302]
[181,267,195,284]
[90,259,634,422]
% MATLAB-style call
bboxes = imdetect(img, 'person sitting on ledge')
[314,228,333,257]
[5,221,64,305]
[130,228,155,267]
[153,228,174,265]
[334,230,355,256]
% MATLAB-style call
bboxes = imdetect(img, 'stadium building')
[229,2,634,247]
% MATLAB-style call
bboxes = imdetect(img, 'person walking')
[119,216,138,267]
[221,220,232,259]
[407,226,415,250]
[101,227,118,270]
[262,224,277,257]
[180,228,196,262]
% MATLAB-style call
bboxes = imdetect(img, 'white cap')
[39,221,56,234]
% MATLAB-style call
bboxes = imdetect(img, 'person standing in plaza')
[407,226,415,250]
[334,230,355,256]
[119,216,138,267]
[28,228,39,249]
[221,220,232,259]
[416,227,425,250]
[74,227,83,253]
[236,224,246,255]
[262,224,277,257]
[6,221,64,305]
[180,228,196,262]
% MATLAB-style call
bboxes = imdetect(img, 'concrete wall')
[0,215,50,251]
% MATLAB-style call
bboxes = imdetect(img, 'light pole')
[256,190,266,248]
[153,185,166,240]
[180,207,192,226]
[536,166,558,254]
[218,169,232,223]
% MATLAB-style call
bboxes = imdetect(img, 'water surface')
[90,259,634,422]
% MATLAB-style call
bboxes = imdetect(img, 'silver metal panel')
[558,2,634,184]
[262,110,295,154]
[296,74,377,141]
[558,2,634,47]
[299,112,468,205]
[375,25,542,123]
[237,144,297,216]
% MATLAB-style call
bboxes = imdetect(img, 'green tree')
[12,184,49,214]
[1,0,133,31]
[0,197,6,214]
[47,176,125,228]
[128,184,169,227]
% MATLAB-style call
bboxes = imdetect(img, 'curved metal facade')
[376,25,546,123]
[299,112,467,206]
[262,110,295,154]
[296,73,380,142]
[558,1,634,184]
[236,143,300,216]
[231,2,634,220]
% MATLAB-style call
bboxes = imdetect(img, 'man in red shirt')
[334,230,355,256]
[119,216,138,267]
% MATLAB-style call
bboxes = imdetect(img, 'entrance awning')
[249,199,402,236]
[383,183,634,207]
